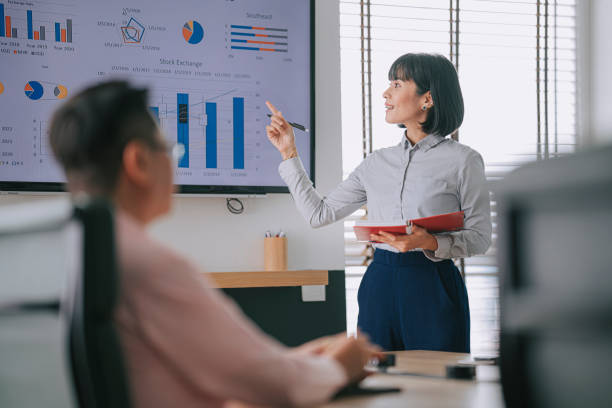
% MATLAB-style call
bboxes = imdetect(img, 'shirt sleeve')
[129,257,347,407]
[279,156,367,228]
[423,150,492,261]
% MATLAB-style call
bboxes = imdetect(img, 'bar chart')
[149,93,248,171]
[233,97,244,169]
[54,19,72,43]
[0,2,73,42]
[229,24,288,53]
[205,102,217,168]
[177,93,189,168]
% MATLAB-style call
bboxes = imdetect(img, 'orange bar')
[5,16,11,37]
[34,31,39,40]
[260,48,276,52]
[247,40,275,45]
[61,28,66,42]
[252,27,266,30]
[254,33,269,37]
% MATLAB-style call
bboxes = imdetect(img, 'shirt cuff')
[436,234,452,256]
[423,235,452,261]
[278,156,306,179]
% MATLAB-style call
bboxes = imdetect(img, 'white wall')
[577,0,612,145]
[0,0,345,272]
[589,0,612,144]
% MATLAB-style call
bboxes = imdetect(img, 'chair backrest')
[0,198,131,408]
[497,144,612,408]
[69,200,131,408]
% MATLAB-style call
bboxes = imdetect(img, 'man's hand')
[322,334,382,384]
[370,224,438,252]
[291,334,338,356]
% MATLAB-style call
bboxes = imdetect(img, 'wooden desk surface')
[320,350,504,408]
[208,270,328,289]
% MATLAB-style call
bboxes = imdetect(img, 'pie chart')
[182,20,204,44]
[24,81,44,100]
[54,85,68,99]
[0,81,4,95]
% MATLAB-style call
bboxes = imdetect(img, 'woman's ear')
[424,91,434,107]
[122,141,152,188]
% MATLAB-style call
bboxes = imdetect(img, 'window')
[340,0,577,355]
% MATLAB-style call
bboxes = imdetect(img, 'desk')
[208,270,328,289]
[321,350,504,408]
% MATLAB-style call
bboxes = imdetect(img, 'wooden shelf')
[208,270,328,289]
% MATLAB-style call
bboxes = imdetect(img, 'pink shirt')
[114,213,347,408]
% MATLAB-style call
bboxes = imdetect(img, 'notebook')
[353,211,464,242]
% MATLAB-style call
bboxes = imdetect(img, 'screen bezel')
[0,0,315,195]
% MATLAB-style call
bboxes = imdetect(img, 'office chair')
[497,144,612,408]
[0,198,131,408]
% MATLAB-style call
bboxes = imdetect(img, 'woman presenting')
[266,53,491,352]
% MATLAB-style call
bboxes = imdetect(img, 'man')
[49,81,380,408]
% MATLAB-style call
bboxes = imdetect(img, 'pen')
[266,114,309,133]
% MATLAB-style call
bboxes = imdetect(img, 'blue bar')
[0,4,5,38]
[231,39,247,43]
[205,102,217,169]
[231,46,260,51]
[27,10,32,39]
[55,23,60,41]
[231,25,253,29]
[231,32,256,37]
[233,97,244,169]
[149,107,159,122]
[177,93,189,168]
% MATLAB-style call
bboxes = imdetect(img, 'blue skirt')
[357,249,470,352]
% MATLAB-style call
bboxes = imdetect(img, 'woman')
[266,53,492,352]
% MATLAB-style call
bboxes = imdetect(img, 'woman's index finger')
[265,101,280,115]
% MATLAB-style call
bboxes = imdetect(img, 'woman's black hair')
[388,53,464,137]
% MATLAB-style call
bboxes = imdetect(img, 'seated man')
[48,81,379,408]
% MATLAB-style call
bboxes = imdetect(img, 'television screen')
[0,0,313,194]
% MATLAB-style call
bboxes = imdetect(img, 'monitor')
[0,0,314,194]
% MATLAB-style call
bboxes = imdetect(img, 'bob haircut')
[388,53,464,137]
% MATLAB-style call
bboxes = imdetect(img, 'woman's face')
[382,79,428,125]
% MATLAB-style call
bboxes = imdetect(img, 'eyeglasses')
[155,139,185,164]
[171,143,185,164]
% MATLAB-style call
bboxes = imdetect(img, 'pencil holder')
[264,237,287,271]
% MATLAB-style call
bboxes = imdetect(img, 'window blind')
[340,0,577,355]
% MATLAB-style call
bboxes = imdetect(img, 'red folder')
[353,211,465,242]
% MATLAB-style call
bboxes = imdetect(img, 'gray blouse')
[278,133,492,261]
